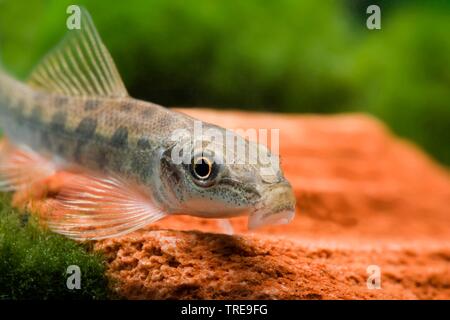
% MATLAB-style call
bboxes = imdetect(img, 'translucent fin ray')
[28,7,128,98]
[0,142,57,192]
[44,172,166,240]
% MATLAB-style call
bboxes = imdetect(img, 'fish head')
[158,122,296,229]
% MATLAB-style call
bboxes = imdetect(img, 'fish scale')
[0,71,191,179]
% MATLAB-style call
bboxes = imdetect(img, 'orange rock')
[96,230,449,299]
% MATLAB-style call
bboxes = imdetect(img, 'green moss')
[0,193,111,300]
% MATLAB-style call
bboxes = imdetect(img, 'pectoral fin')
[0,141,57,192]
[44,171,166,240]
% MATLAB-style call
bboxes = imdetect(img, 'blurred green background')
[0,0,449,165]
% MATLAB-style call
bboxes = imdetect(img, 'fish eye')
[193,157,211,179]
[190,155,219,185]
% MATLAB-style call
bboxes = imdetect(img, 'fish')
[0,8,296,240]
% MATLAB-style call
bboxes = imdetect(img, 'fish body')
[0,72,193,207]
[0,8,296,239]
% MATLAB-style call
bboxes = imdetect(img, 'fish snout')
[248,180,296,229]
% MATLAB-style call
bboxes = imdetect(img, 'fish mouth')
[248,181,296,229]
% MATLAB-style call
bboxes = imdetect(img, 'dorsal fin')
[28,7,128,98]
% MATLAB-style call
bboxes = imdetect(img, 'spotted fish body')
[0,8,296,239]
[0,73,194,206]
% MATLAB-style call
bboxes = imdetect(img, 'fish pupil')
[194,157,212,179]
